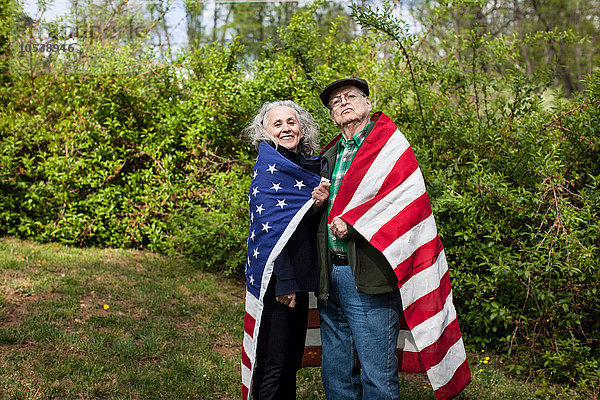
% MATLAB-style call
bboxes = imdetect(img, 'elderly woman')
[243,100,330,400]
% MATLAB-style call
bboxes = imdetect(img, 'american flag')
[302,112,471,400]
[241,142,322,400]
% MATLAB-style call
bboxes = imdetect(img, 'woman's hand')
[311,181,331,208]
[276,293,297,308]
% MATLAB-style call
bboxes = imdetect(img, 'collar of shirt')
[338,121,373,154]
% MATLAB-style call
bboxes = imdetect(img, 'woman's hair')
[243,100,319,157]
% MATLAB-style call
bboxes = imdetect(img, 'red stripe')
[397,349,426,373]
[340,148,421,227]
[433,359,471,400]
[395,236,443,286]
[244,311,256,337]
[399,313,410,330]
[368,193,432,251]
[241,347,251,370]
[307,308,320,329]
[301,346,322,367]
[328,112,397,223]
[418,319,463,368]
[242,384,249,400]
[403,271,452,328]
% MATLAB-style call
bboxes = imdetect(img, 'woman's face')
[264,106,302,152]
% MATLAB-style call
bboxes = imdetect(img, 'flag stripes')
[325,112,471,399]
[328,117,403,216]
[345,168,428,241]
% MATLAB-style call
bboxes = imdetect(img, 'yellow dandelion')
[479,368,483,372]
[483,360,489,364]
[481,349,485,352]
[103,304,110,310]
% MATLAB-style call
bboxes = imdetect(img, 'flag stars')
[252,187,260,197]
[261,222,272,232]
[255,204,265,215]
[249,275,254,285]
[250,213,254,222]
[253,170,258,179]
[294,180,306,190]
[270,182,282,192]
[253,248,260,258]
[267,164,278,174]
[276,199,287,209]
[249,230,255,241]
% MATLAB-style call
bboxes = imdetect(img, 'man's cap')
[319,78,369,108]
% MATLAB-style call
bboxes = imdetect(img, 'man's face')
[328,85,372,130]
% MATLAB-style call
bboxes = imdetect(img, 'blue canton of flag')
[242,141,322,399]
[245,142,322,300]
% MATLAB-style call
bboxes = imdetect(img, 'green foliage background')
[0,0,598,395]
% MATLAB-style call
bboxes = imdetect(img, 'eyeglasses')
[328,91,366,109]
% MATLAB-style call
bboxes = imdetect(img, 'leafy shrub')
[165,167,251,276]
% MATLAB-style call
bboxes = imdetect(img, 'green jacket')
[316,139,399,301]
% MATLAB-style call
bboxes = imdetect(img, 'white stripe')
[410,291,457,349]
[383,213,438,267]
[308,292,318,308]
[397,329,420,352]
[400,250,448,310]
[245,290,261,320]
[353,168,427,241]
[428,338,467,390]
[340,129,410,216]
[242,332,256,362]
[304,328,322,346]
[241,364,252,389]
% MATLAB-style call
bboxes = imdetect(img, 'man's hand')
[329,216,348,239]
[311,181,331,208]
[276,293,297,308]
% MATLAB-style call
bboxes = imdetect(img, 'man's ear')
[366,97,373,112]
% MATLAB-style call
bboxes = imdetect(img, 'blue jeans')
[318,264,401,400]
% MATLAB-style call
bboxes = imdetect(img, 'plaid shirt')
[327,122,374,255]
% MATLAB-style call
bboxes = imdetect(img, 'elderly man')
[315,78,471,400]
[315,78,403,399]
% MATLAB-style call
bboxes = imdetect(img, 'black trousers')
[252,281,309,400]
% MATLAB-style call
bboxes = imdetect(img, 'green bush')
[166,167,251,276]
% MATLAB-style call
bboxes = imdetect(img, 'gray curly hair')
[244,100,320,157]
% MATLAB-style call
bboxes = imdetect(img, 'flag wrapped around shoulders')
[327,111,471,400]
[241,141,322,400]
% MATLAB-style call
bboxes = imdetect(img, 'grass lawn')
[0,238,584,399]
